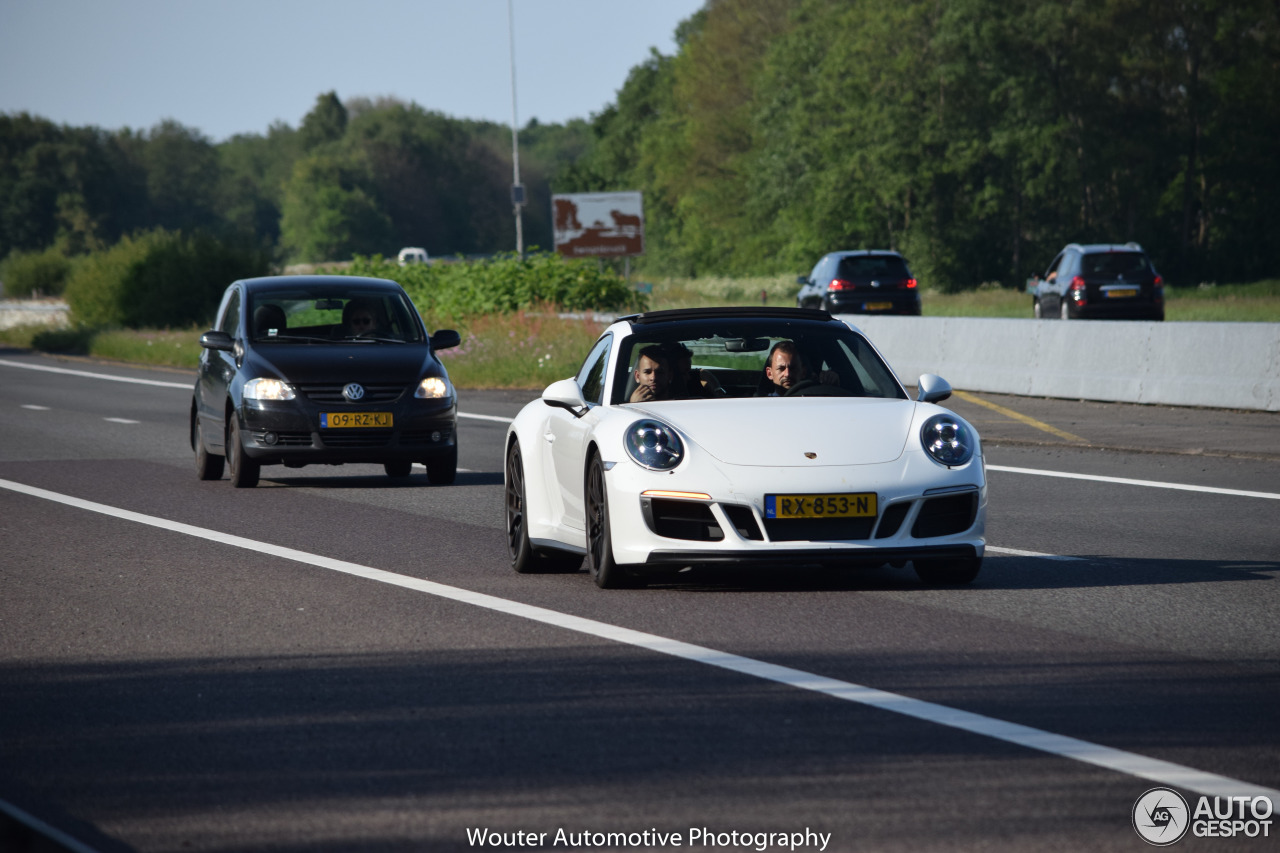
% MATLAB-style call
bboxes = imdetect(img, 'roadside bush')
[339,251,646,321]
[64,230,272,328]
[0,247,72,298]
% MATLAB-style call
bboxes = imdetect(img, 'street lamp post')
[508,0,525,257]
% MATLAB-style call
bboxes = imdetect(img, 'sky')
[0,0,705,142]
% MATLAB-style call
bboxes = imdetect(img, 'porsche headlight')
[243,377,295,401]
[920,414,974,467]
[624,419,684,470]
[415,376,450,399]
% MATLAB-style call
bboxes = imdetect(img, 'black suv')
[796,250,921,315]
[1030,243,1164,321]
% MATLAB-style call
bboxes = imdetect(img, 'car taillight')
[1070,276,1087,304]
[1154,275,1164,302]
[902,278,918,289]
[827,278,853,291]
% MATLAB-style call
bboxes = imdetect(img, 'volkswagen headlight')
[920,414,974,467]
[624,419,684,470]
[244,377,295,401]
[415,376,450,399]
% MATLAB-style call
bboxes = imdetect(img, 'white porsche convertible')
[504,307,985,588]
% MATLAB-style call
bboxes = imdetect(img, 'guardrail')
[844,315,1280,412]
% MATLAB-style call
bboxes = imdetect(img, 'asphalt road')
[1,349,1277,853]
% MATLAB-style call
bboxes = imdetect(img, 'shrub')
[63,230,272,328]
[0,246,73,298]
[338,251,646,322]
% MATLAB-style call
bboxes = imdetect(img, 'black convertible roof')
[235,275,404,292]
[621,306,834,326]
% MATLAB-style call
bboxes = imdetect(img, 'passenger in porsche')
[628,345,671,402]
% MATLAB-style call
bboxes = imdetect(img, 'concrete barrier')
[0,299,69,330]
[843,315,1280,412]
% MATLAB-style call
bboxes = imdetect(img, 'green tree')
[299,91,348,150]
[141,120,222,234]
[279,154,390,262]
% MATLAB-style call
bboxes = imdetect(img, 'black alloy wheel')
[226,417,260,488]
[384,460,413,478]
[426,446,458,485]
[193,416,224,481]
[585,453,633,588]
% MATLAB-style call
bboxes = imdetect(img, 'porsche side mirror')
[916,374,952,403]
[542,378,588,418]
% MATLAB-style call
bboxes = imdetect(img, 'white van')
[398,247,429,266]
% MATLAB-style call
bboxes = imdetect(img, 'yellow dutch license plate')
[320,412,393,428]
[765,492,877,519]
[1106,289,1138,299]
[865,301,894,311]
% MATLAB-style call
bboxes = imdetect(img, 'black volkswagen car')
[191,275,461,488]
[795,250,922,315]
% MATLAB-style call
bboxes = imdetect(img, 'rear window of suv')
[835,255,911,281]
[1081,252,1149,276]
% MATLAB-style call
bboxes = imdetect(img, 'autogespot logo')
[1133,788,1191,846]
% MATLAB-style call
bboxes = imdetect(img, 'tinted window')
[577,335,611,406]
[1081,252,1149,276]
[218,288,241,336]
[835,255,912,281]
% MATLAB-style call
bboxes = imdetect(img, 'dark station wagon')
[1030,243,1165,321]
[191,275,461,488]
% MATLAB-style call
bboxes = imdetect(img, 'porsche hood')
[628,397,920,467]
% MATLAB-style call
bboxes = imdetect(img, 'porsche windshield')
[248,289,424,343]
[611,320,907,403]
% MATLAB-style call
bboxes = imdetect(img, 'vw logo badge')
[342,383,365,402]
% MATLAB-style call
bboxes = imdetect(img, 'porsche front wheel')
[585,452,634,588]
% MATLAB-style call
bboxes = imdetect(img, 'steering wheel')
[784,379,854,397]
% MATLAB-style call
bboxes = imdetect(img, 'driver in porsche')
[761,340,808,396]
[760,340,842,396]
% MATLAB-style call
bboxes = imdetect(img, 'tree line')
[0,92,587,274]
[3,0,1277,295]
[571,0,1280,288]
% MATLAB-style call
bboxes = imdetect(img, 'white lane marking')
[988,464,1280,501]
[103,417,141,424]
[2,477,1275,800]
[458,409,512,422]
[0,798,101,853]
[0,358,190,389]
[458,411,516,424]
[986,546,1083,562]
[21,404,51,410]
